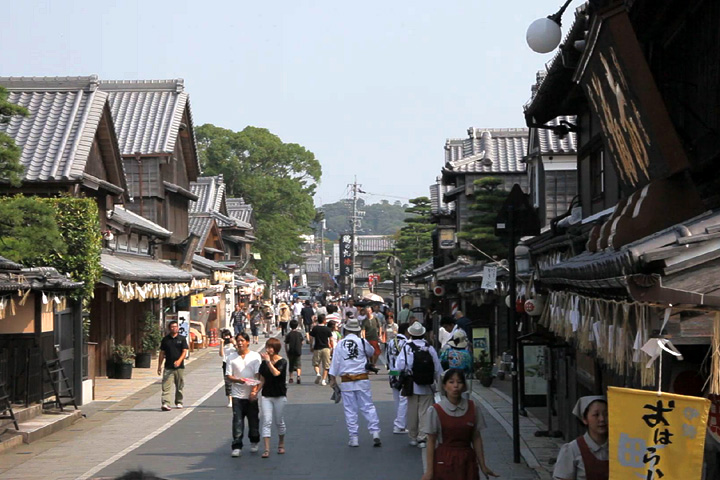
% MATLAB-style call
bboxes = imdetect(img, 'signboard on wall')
[472,327,490,363]
[333,243,340,276]
[522,344,547,403]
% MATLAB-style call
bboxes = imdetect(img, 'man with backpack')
[396,321,442,448]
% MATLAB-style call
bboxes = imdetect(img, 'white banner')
[481,265,497,291]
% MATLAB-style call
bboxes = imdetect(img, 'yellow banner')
[190,294,204,307]
[609,387,710,480]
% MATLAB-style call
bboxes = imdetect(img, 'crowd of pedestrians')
[161,294,502,479]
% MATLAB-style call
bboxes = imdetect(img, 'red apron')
[432,401,480,480]
[576,435,609,480]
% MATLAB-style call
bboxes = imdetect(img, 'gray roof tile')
[188,214,214,251]
[192,254,231,272]
[443,128,529,175]
[535,116,578,154]
[226,197,254,226]
[0,75,115,182]
[109,205,172,238]
[101,252,193,282]
[190,175,226,214]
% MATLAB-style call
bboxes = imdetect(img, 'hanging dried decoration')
[708,312,720,395]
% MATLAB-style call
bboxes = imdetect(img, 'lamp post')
[496,185,541,464]
[526,0,574,53]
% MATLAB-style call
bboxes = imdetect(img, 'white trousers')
[341,389,380,437]
[392,388,408,430]
[260,395,287,438]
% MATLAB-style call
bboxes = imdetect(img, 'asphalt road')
[94,355,425,480]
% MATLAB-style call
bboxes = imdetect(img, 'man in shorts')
[284,320,304,384]
[310,314,332,386]
[361,306,383,365]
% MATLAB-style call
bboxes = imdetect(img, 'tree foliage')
[394,196,434,271]
[196,124,321,281]
[0,86,28,187]
[457,177,508,259]
[0,196,102,304]
[322,198,408,240]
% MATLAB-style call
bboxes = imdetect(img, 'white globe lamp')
[526,17,562,53]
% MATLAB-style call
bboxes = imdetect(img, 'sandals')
[277,446,285,455]
[262,450,270,458]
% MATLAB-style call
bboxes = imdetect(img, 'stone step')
[0,431,23,454]
[17,409,82,444]
[6,404,43,424]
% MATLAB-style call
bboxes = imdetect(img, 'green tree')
[0,196,66,261]
[0,86,28,186]
[196,124,321,281]
[392,197,434,271]
[457,177,508,259]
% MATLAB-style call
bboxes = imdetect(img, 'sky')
[3,0,564,206]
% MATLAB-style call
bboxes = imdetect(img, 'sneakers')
[348,436,359,447]
[288,378,294,384]
[409,439,418,446]
[161,404,172,411]
[393,427,408,434]
[320,379,327,386]
[297,377,301,385]
[250,443,259,453]
[372,432,382,447]
[315,374,321,384]
[231,449,241,457]
[417,440,427,448]
[175,403,183,409]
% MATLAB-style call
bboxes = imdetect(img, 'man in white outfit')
[329,318,382,448]
[396,321,442,448]
[386,322,409,434]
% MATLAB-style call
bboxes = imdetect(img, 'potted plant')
[136,312,163,368]
[113,344,135,379]
[475,350,494,388]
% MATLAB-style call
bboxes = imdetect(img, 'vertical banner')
[333,243,340,276]
[339,234,353,277]
[609,387,710,480]
[481,265,497,291]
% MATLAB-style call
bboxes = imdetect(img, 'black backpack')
[408,342,435,385]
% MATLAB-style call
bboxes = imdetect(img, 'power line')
[362,191,412,201]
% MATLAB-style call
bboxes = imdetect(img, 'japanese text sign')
[339,234,353,277]
[609,387,710,480]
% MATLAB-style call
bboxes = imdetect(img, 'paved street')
[1,339,538,480]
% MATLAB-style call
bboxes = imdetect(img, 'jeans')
[260,395,287,438]
[161,368,184,406]
[222,363,231,396]
[232,397,260,450]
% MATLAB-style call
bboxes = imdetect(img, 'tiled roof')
[109,205,172,238]
[188,214,215,252]
[535,116,577,154]
[100,252,193,283]
[226,197,254,226]
[192,254,231,272]
[355,235,394,253]
[443,128,528,174]
[430,178,455,215]
[190,175,226,214]
[99,79,190,154]
[0,76,118,182]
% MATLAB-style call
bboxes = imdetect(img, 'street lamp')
[526,0,574,53]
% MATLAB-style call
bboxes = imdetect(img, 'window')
[590,150,605,199]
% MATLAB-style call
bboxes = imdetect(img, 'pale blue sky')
[3,0,564,205]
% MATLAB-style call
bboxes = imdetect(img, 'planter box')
[116,363,133,379]
[135,352,152,368]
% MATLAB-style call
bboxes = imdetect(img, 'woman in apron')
[553,396,608,480]
[422,369,498,480]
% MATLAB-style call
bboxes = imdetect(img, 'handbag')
[399,345,414,396]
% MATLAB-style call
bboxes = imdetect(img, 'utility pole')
[348,177,364,298]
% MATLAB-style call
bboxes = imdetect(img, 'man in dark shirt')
[454,311,472,340]
[158,320,188,411]
[230,304,246,336]
[309,314,332,386]
[284,320,304,384]
[300,300,316,341]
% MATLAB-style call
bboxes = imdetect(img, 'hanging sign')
[481,265,497,291]
[608,387,710,480]
[339,234,353,277]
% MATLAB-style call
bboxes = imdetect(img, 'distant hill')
[322,199,408,240]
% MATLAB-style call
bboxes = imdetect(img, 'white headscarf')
[572,395,607,420]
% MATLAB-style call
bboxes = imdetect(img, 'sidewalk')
[470,378,565,480]
[0,345,221,480]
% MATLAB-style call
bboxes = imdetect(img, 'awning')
[192,254,231,272]
[100,252,193,286]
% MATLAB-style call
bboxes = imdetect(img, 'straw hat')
[450,329,468,349]
[408,322,426,337]
[344,318,362,332]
